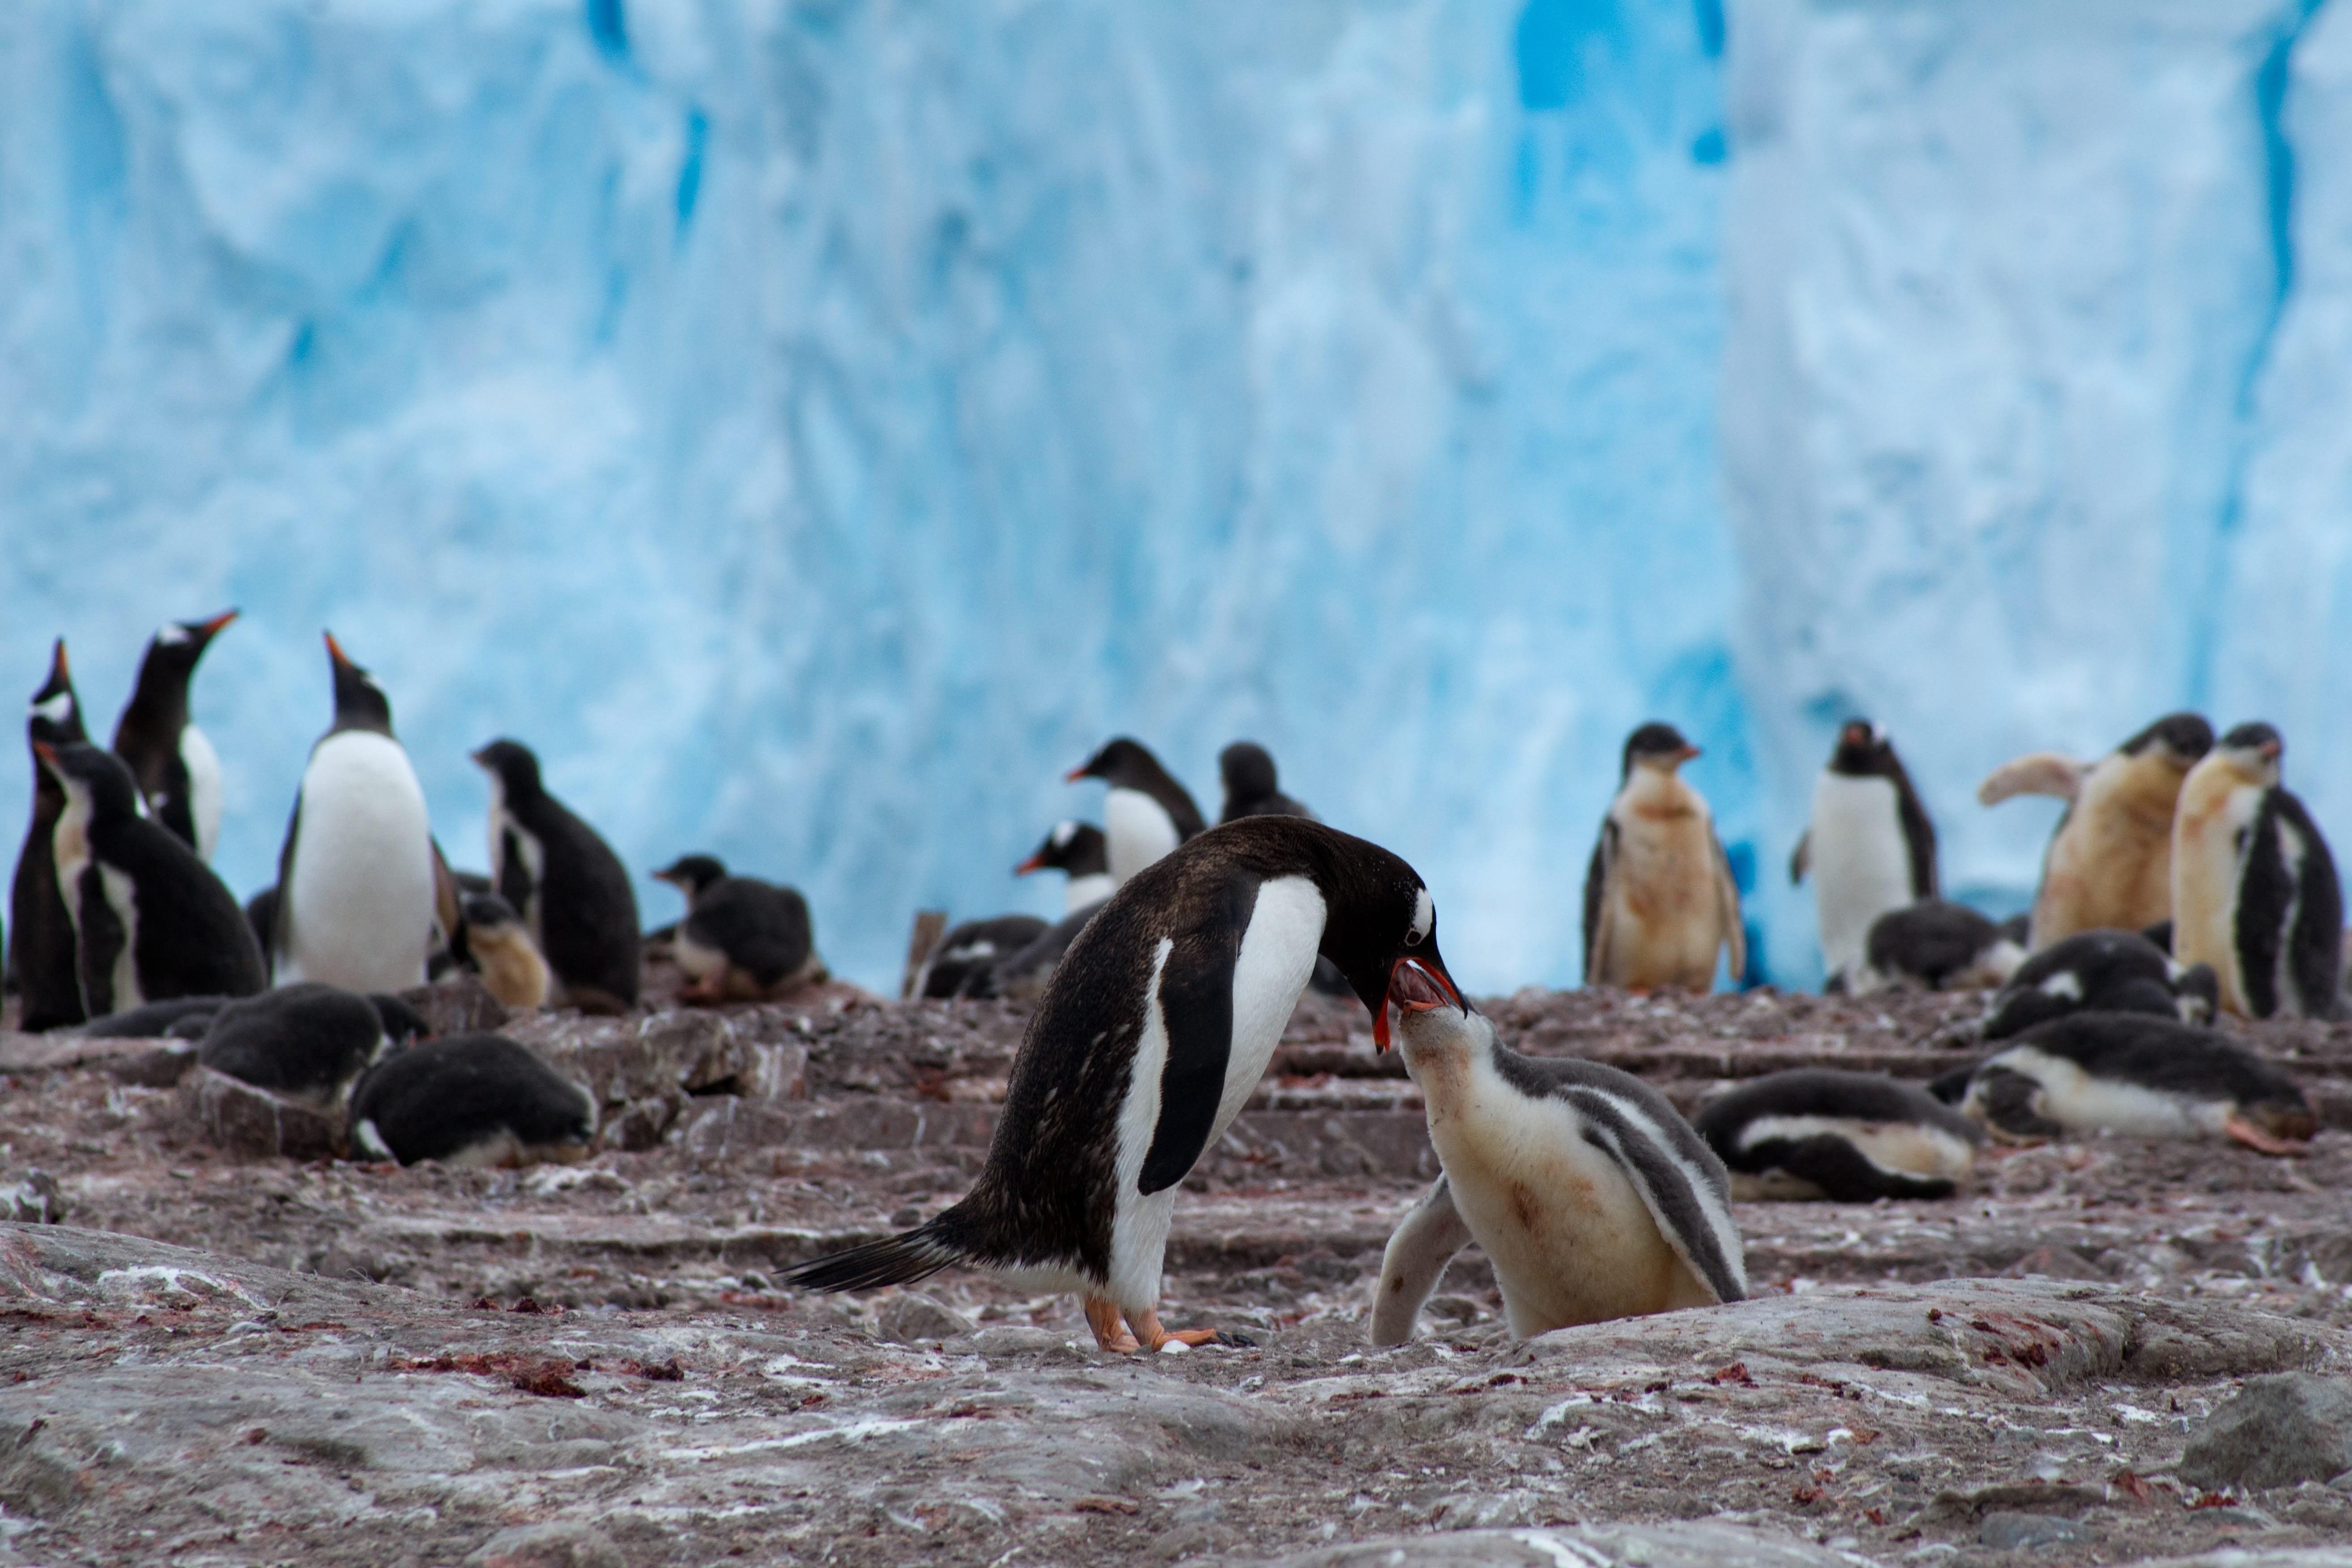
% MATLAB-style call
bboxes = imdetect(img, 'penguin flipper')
[72,868,127,1017]
[270,793,303,978]
[2276,793,2345,1018]
[1789,830,1810,886]
[1564,1086,1747,1303]
[1749,1134,1959,1203]
[1977,753,2085,806]
[1582,822,1615,984]
[1713,832,1746,985]
[1370,1175,1470,1347]
[1137,878,1254,1196]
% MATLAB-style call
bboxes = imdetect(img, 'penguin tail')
[783,1216,967,1293]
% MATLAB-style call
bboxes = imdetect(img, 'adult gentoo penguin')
[2172,723,2343,1019]
[1958,1013,2316,1155]
[349,1035,596,1167]
[110,609,237,861]
[10,641,90,1029]
[1980,713,2213,947]
[1218,741,1313,823]
[1790,720,1934,988]
[38,742,265,1014]
[472,739,640,1011]
[651,855,825,1001]
[1067,738,1206,884]
[1692,1069,1981,1202]
[1583,723,1744,991]
[785,815,1464,1352]
[1370,961,1744,1346]
[1015,820,1114,914]
[271,635,436,995]
[1982,929,2218,1040]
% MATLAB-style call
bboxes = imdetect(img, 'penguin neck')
[1061,872,1114,914]
[1395,1010,1505,1120]
[116,666,191,746]
[1619,765,1700,820]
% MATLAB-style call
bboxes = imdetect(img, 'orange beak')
[1677,744,1702,762]
[1013,852,1046,876]
[198,609,239,637]
[1372,954,1465,1051]
[1064,766,1088,783]
[48,639,69,682]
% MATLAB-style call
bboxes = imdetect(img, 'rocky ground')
[3,968,2352,1566]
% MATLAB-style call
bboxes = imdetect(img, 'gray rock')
[1980,1511,2095,1550]
[399,973,509,1037]
[1246,1522,1856,1566]
[463,1521,626,1568]
[970,1325,1071,1356]
[876,1291,973,1343]
[172,1065,340,1160]
[2180,1373,2352,1491]
[0,1171,67,1224]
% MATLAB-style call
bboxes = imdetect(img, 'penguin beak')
[1372,954,1465,1051]
[1013,852,1046,876]
[48,640,69,682]
[1063,766,1089,783]
[1677,744,1702,763]
[324,631,350,668]
[31,741,57,772]
[196,609,239,639]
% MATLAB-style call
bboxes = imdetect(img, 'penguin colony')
[4,624,2340,1353]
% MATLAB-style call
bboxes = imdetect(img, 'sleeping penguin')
[39,742,266,1015]
[460,892,552,1010]
[1959,1013,2316,1155]
[348,1034,596,1167]
[915,915,1050,1000]
[1692,1069,1981,1202]
[2172,722,2343,1019]
[1067,738,1206,884]
[1371,959,1745,1345]
[197,983,425,1108]
[651,855,826,1001]
[1982,929,2219,1040]
[1583,723,1744,992]
[471,739,640,1012]
[1790,720,1936,989]
[10,641,91,1030]
[110,610,237,862]
[1849,900,2023,993]
[1980,712,2213,947]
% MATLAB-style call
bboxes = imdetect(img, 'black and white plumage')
[349,1035,596,1167]
[1983,929,2219,1040]
[652,855,824,1001]
[1583,723,1744,992]
[1692,1069,1981,1202]
[271,635,436,995]
[10,640,90,1030]
[1014,820,1115,915]
[1218,741,1314,823]
[39,742,265,1016]
[1849,899,2023,994]
[110,610,237,862]
[916,914,1050,1000]
[1067,738,1206,885]
[1372,963,1744,1346]
[472,739,640,1011]
[2172,723,2343,1020]
[196,983,422,1108]
[1790,720,1936,988]
[1958,1013,2316,1155]
[786,815,1462,1353]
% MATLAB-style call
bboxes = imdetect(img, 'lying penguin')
[915,914,1050,1000]
[652,855,826,1002]
[349,1034,596,1167]
[1692,1069,1981,1201]
[197,984,429,1108]
[1958,1013,2316,1155]
[1849,900,2023,994]
[1983,929,2218,1040]
[1370,959,1745,1346]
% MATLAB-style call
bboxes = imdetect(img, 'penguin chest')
[1980,1047,2214,1141]
[2172,775,2262,1009]
[283,733,435,991]
[2044,759,2179,936]
[1808,774,1913,976]
[1104,788,1180,884]
[1604,799,1721,987]
[181,725,223,862]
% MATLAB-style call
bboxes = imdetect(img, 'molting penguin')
[38,742,265,1014]
[1850,900,2023,994]
[196,982,422,1108]
[460,892,552,1010]
[1371,961,1744,1346]
[1959,1013,2316,1155]
[1583,724,1744,992]
[1015,821,1114,915]
[110,610,237,861]
[1067,738,1206,884]
[1692,1069,1981,1202]
[271,635,436,995]
[1981,713,2213,947]
[9,641,90,1029]
[1218,741,1314,823]
[916,915,1050,1000]
[2172,722,2343,1019]
[349,1035,596,1167]
[1983,929,2218,1040]
[786,815,1464,1352]
[651,855,825,1001]
[471,739,640,1012]
[1790,720,1936,988]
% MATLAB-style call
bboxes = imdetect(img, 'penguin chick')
[1371,959,1744,1346]
[916,914,1050,1000]
[349,1034,596,1167]
[1980,713,2213,947]
[1067,738,1206,884]
[461,892,552,1011]
[1218,741,1315,823]
[1984,929,2218,1040]
[1960,1013,2316,1155]
[40,741,266,1016]
[1014,821,1115,915]
[11,640,90,1031]
[1848,900,2022,994]
[74,996,229,1040]
[1692,1069,1981,1202]
[471,738,640,1011]
[1583,723,1744,992]
[110,610,237,862]
[196,983,410,1109]
[2172,722,2343,1019]
[652,856,826,1002]
[1790,720,1936,988]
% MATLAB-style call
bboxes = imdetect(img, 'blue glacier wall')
[1,0,2346,996]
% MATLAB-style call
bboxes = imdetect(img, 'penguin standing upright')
[1790,720,1935,988]
[471,739,640,1012]
[1583,724,1744,992]
[1067,738,1206,884]
[9,642,89,1029]
[110,610,237,861]
[785,816,1461,1353]
[1218,742,1314,823]
[1980,713,2213,947]
[38,742,264,1014]
[2172,723,2343,1019]
[271,635,436,995]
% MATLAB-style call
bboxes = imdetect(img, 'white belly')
[1808,773,1915,980]
[1734,1113,1975,1183]
[279,733,435,993]
[486,796,545,928]
[2172,781,2261,1010]
[1104,788,1180,884]
[182,725,224,863]
[1063,872,1115,914]
[1984,1046,2220,1140]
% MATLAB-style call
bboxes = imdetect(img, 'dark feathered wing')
[1582,818,1615,983]
[1137,874,1255,1195]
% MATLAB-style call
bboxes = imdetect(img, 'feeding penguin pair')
[1791,720,1936,989]
[652,856,825,1001]
[473,738,640,1012]
[1371,959,1746,1346]
[1693,1069,1981,1202]
[1584,724,1744,992]
[111,611,238,862]
[10,642,90,1030]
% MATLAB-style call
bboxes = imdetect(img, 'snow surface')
[0,0,2344,995]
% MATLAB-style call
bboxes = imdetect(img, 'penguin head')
[471,738,544,801]
[27,639,85,746]
[1219,741,1279,805]
[1828,719,1893,776]
[1621,722,1699,780]
[653,854,729,901]
[461,891,528,937]
[1066,737,1165,789]
[1014,820,1108,878]
[1298,824,1466,1051]
[2120,712,2214,770]
[34,741,142,822]
[366,993,433,1046]
[144,610,237,675]
[2214,722,2284,787]
[323,633,396,737]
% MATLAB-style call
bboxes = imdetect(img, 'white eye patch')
[1051,820,1078,848]
[1408,886,1434,946]
[155,623,191,645]
[30,693,72,724]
